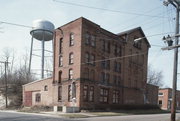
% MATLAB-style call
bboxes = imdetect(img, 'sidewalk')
[0,109,171,119]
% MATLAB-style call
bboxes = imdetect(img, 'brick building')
[23,17,154,110]
[146,84,159,105]
[158,88,180,110]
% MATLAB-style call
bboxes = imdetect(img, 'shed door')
[24,91,32,106]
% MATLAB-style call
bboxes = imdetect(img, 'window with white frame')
[158,92,164,96]
[69,52,74,64]
[70,33,74,46]
[69,69,73,80]
[113,90,119,104]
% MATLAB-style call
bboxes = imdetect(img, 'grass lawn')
[59,109,170,118]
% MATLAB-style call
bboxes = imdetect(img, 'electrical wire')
[53,0,168,18]
[0,21,32,28]
[119,8,174,32]
[109,6,163,30]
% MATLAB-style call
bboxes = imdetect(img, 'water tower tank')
[30,19,55,41]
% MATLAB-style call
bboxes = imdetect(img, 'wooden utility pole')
[163,0,180,121]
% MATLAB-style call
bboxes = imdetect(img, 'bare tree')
[147,65,164,87]
[0,47,36,107]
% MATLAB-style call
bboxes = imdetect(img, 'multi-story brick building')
[23,17,153,110]
[158,88,180,110]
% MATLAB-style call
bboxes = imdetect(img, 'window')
[68,85,72,102]
[101,57,110,69]
[44,85,48,91]
[106,73,110,84]
[85,52,90,64]
[91,35,96,47]
[89,86,94,102]
[70,33,74,46]
[84,68,89,79]
[101,72,109,84]
[101,72,105,83]
[59,56,63,67]
[133,36,141,49]
[90,70,95,81]
[58,71,62,83]
[106,60,110,70]
[100,88,109,103]
[69,53,74,64]
[117,46,122,56]
[71,82,76,98]
[114,44,117,56]
[90,54,95,65]
[102,40,106,51]
[117,76,121,85]
[85,33,90,45]
[114,61,121,72]
[35,93,41,102]
[69,69,73,80]
[158,92,164,96]
[101,57,106,69]
[113,75,117,85]
[83,85,88,102]
[59,38,63,54]
[107,41,111,53]
[58,86,62,102]
[159,100,163,105]
[113,90,119,104]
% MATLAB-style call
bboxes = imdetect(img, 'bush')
[81,104,160,111]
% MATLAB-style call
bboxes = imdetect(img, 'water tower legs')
[29,34,34,74]
[41,39,45,79]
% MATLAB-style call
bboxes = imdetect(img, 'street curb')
[0,110,63,118]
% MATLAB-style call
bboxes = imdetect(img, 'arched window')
[44,85,48,91]
[58,71,62,83]
[58,86,62,102]
[69,69,73,80]
[70,33,74,46]
[35,93,41,102]
[59,38,63,54]
[69,52,74,64]
[59,56,63,67]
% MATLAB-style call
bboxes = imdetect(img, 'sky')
[0,0,178,89]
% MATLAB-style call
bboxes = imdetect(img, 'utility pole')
[163,0,180,121]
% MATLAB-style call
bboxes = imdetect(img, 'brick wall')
[146,84,158,105]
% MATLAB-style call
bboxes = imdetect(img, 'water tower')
[29,19,55,79]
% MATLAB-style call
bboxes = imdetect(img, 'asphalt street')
[80,113,180,121]
[1,111,180,121]
[0,111,77,121]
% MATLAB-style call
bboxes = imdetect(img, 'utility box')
[62,106,79,113]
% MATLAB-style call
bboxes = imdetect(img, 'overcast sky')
[0,0,178,89]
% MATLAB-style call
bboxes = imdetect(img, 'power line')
[53,0,168,18]
[109,6,163,30]
[81,52,147,65]
[0,21,32,28]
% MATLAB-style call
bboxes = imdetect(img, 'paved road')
[79,113,180,121]
[1,111,180,121]
[0,111,77,121]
